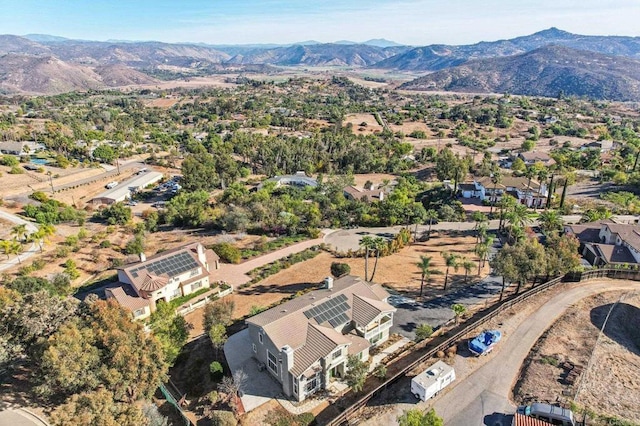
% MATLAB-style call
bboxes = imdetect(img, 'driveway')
[223,329,282,412]
[364,280,640,425]
[0,209,39,273]
[0,408,49,426]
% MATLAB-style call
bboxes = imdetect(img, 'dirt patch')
[344,113,383,134]
[513,291,640,424]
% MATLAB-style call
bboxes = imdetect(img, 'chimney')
[139,252,146,262]
[281,345,295,395]
[324,276,334,289]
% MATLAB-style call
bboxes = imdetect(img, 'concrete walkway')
[368,337,411,373]
[0,209,39,272]
[0,408,50,426]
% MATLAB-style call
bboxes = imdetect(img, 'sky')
[1,0,639,46]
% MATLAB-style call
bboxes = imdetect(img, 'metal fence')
[324,269,640,426]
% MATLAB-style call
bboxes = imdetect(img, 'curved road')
[367,279,639,426]
[0,209,39,272]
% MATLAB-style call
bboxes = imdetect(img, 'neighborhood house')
[246,275,396,401]
[106,242,221,320]
[457,176,549,208]
[565,220,640,267]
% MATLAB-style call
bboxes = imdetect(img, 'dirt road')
[365,279,640,426]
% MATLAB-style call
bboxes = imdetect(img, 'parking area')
[223,329,282,412]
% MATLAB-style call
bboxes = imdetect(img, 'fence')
[324,269,640,426]
[159,383,193,426]
[176,285,234,316]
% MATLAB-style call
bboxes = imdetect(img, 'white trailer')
[411,361,455,402]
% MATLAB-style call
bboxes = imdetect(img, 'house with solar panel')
[105,242,220,320]
[245,275,396,401]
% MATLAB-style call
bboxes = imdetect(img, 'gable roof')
[476,176,541,192]
[352,294,394,326]
[291,323,350,377]
[106,285,150,312]
[604,223,640,252]
[247,275,394,353]
[343,185,386,202]
[518,151,554,163]
[590,243,639,264]
[565,220,612,243]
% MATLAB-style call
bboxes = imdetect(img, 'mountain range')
[1,28,640,100]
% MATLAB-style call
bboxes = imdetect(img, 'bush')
[415,324,433,342]
[331,262,351,278]
[211,242,241,264]
[373,364,387,380]
[207,390,219,404]
[209,361,224,381]
[0,155,19,167]
[99,240,112,248]
[9,165,25,174]
[209,410,237,426]
[296,413,315,426]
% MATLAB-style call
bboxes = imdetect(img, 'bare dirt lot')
[344,113,383,134]
[513,291,640,424]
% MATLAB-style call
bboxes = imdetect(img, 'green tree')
[96,202,132,225]
[538,209,563,236]
[441,252,459,292]
[397,408,444,426]
[149,302,189,365]
[416,256,436,299]
[425,209,438,240]
[360,235,376,282]
[544,234,581,278]
[92,144,117,163]
[203,298,235,331]
[50,388,146,426]
[331,262,351,278]
[460,258,475,284]
[124,233,145,255]
[345,354,368,393]
[368,236,387,282]
[208,323,228,356]
[165,190,211,227]
[11,224,28,243]
[63,258,80,280]
[451,303,466,324]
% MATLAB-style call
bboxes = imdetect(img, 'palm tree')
[11,224,28,243]
[498,195,517,232]
[9,240,23,263]
[442,252,459,292]
[475,242,489,275]
[0,240,12,259]
[538,209,563,235]
[505,202,531,242]
[360,235,376,281]
[425,209,438,240]
[451,303,467,325]
[28,224,55,252]
[461,258,475,284]
[488,167,502,217]
[416,256,436,298]
[368,237,387,282]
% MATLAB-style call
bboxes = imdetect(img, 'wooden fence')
[323,268,640,426]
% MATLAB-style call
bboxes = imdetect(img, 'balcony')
[364,317,392,341]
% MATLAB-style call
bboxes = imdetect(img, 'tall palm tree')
[442,252,459,292]
[461,258,475,284]
[368,237,387,282]
[425,209,438,240]
[0,240,12,259]
[416,255,436,298]
[505,202,531,242]
[498,195,517,232]
[488,166,502,217]
[9,240,23,263]
[359,235,376,281]
[475,242,489,275]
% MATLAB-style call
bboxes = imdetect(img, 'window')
[191,281,202,291]
[305,374,319,393]
[189,268,199,277]
[293,381,298,395]
[133,308,146,317]
[259,333,263,344]
[332,348,342,360]
[169,288,181,300]
[252,343,257,353]
[267,351,278,374]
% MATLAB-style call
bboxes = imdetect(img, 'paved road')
[0,408,50,426]
[366,280,640,426]
[0,209,39,272]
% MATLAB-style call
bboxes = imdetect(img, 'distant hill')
[0,54,158,94]
[373,28,640,70]
[400,45,640,101]
[227,44,409,67]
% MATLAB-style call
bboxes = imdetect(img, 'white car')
[105,181,118,189]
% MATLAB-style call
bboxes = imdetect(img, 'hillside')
[400,45,640,101]
[227,44,408,67]
[373,28,640,71]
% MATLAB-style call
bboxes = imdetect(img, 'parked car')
[468,330,502,356]
[105,181,118,189]
[517,403,575,426]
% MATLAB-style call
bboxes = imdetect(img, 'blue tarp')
[468,330,502,355]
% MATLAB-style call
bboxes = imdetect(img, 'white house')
[458,176,548,208]
[245,276,395,402]
[106,242,220,320]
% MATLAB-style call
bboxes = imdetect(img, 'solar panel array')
[304,294,350,327]
[130,252,199,278]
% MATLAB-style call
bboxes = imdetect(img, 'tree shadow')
[483,412,514,426]
[590,303,640,356]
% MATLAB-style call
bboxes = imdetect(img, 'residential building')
[458,176,548,208]
[0,141,45,156]
[90,171,163,205]
[246,275,396,401]
[517,151,556,167]
[565,220,640,267]
[343,183,388,203]
[106,242,220,319]
[258,171,317,189]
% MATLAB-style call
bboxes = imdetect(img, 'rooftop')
[92,171,163,201]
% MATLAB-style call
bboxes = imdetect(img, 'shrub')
[209,361,224,381]
[99,240,112,248]
[209,410,237,426]
[0,155,19,167]
[297,413,315,426]
[373,364,387,380]
[9,165,25,174]
[331,262,351,278]
[211,242,241,264]
[415,324,433,342]
[31,259,46,270]
[207,390,219,404]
